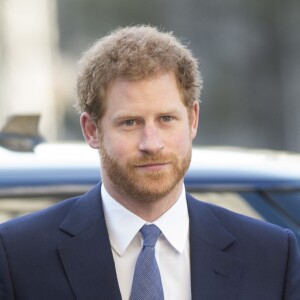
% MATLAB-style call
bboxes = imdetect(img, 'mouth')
[136,162,170,171]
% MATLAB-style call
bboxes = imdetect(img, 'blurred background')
[0,0,299,151]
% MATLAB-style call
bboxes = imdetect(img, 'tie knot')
[140,224,161,247]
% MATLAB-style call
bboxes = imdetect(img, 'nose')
[138,123,164,154]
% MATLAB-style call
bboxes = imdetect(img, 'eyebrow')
[113,108,183,119]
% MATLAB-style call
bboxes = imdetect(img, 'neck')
[103,180,183,222]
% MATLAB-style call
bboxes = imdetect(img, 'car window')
[0,197,63,223]
[0,184,92,223]
[191,192,265,221]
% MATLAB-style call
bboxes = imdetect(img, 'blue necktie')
[130,224,164,300]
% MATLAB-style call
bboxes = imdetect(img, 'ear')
[80,112,100,149]
[189,101,199,140]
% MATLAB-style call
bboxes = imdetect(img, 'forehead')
[105,72,184,105]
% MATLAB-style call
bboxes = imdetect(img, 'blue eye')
[162,116,173,122]
[125,120,135,126]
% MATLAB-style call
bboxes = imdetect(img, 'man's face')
[97,72,198,203]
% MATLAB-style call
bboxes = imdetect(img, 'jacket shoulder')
[186,193,291,244]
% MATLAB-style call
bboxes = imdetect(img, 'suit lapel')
[187,194,243,299]
[58,184,122,300]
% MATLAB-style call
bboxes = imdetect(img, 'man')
[0,25,299,300]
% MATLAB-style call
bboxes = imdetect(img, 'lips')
[136,162,170,171]
[137,162,168,166]
[129,154,175,171]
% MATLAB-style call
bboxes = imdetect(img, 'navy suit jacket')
[0,183,300,299]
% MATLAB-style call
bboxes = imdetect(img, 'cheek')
[167,128,191,153]
[102,133,136,159]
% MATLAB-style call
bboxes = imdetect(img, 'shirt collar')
[154,188,189,253]
[101,184,189,256]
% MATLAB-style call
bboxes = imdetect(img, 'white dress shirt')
[101,184,191,300]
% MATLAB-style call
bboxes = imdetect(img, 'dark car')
[1,140,300,245]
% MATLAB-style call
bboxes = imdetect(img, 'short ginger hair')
[76,25,203,121]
